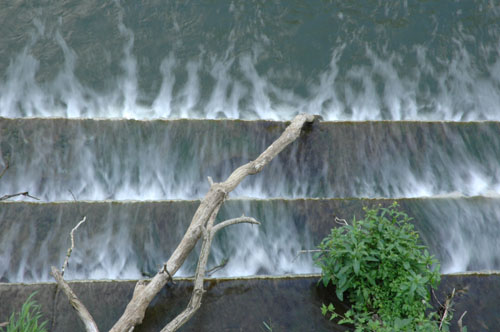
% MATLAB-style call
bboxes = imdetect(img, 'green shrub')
[0,292,48,332]
[314,203,448,331]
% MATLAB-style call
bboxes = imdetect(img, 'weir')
[1,0,499,330]
[1,198,500,283]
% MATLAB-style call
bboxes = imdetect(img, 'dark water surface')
[1,0,499,119]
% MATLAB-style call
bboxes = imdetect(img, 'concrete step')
[1,197,499,282]
[0,273,497,332]
[1,118,500,200]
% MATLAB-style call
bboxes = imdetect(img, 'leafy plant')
[314,203,448,331]
[0,292,48,332]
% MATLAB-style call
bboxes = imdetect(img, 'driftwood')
[0,191,40,201]
[51,113,316,332]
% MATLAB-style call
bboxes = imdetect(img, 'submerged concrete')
[0,273,497,331]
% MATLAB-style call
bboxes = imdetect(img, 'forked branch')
[109,113,315,332]
[51,113,315,332]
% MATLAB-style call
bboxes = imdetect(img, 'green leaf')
[335,287,344,301]
[321,304,328,316]
[353,259,360,275]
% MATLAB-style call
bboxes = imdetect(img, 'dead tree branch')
[51,113,315,332]
[439,288,455,330]
[61,216,87,276]
[108,113,315,332]
[0,162,41,201]
[0,191,40,201]
[212,216,260,234]
[163,213,260,331]
[51,216,98,332]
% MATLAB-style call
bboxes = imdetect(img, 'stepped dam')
[1,0,500,330]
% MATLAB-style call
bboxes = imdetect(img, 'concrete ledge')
[0,273,497,331]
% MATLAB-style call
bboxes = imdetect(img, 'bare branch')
[334,216,348,226]
[212,216,260,234]
[292,249,329,262]
[439,288,455,330]
[161,204,222,332]
[68,189,77,201]
[109,113,315,332]
[61,216,87,277]
[51,267,99,332]
[0,191,40,201]
[457,311,467,332]
[51,217,97,332]
[205,258,229,277]
[0,161,9,180]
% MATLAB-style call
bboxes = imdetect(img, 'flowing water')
[1,0,500,281]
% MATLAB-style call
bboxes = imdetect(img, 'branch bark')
[162,214,260,331]
[109,113,315,332]
[51,267,99,332]
[50,113,315,332]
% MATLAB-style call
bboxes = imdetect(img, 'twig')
[61,216,87,277]
[292,249,329,262]
[68,189,77,201]
[206,258,229,277]
[0,161,9,180]
[335,216,348,226]
[439,288,455,330]
[0,322,8,328]
[431,288,443,308]
[187,258,229,278]
[457,311,467,332]
[0,191,40,201]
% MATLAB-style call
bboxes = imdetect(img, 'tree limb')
[50,216,97,332]
[51,267,99,332]
[109,113,315,332]
[162,213,260,331]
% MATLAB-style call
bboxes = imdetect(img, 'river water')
[1,0,499,120]
[1,0,499,281]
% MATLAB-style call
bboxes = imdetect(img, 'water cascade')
[1,0,500,282]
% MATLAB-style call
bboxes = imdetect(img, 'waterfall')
[1,0,499,282]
